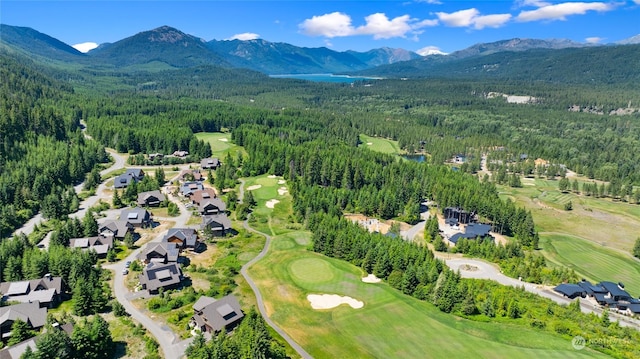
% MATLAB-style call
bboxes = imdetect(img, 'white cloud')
[472,14,513,29]
[300,12,436,40]
[515,0,552,8]
[416,0,443,4]
[299,12,354,38]
[516,2,615,22]
[436,8,480,27]
[227,33,260,41]
[355,13,413,39]
[585,36,604,43]
[72,42,98,53]
[436,8,511,29]
[416,45,448,56]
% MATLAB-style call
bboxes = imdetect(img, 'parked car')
[122,268,129,275]
[125,261,131,268]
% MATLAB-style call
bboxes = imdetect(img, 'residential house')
[200,157,220,170]
[452,154,466,164]
[138,242,179,264]
[553,283,587,299]
[114,169,145,189]
[0,323,72,359]
[148,153,163,161]
[99,220,133,240]
[179,169,204,182]
[554,279,640,316]
[443,207,475,224]
[119,207,153,228]
[162,228,201,251]
[137,190,166,207]
[191,295,244,333]
[0,275,63,308]
[139,262,182,294]
[199,198,227,216]
[0,302,47,342]
[172,150,189,158]
[448,223,493,245]
[190,189,217,206]
[69,235,114,257]
[201,214,232,237]
[180,182,204,197]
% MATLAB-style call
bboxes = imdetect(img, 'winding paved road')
[440,256,640,329]
[237,179,313,359]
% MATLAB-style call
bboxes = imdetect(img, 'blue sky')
[1,1,639,54]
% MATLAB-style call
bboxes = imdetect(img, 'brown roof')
[190,188,217,205]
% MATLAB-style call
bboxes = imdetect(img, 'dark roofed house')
[0,322,73,359]
[448,223,493,246]
[138,242,179,264]
[553,283,587,299]
[191,295,244,333]
[69,235,114,257]
[0,302,47,341]
[119,207,152,228]
[148,153,163,161]
[114,169,145,189]
[599,281,632,302]
[137,190,166,207]
[444,217,458,227]
[443,207,475,224]
[626,303,640,316]
[199,198,227,216]
[139,262,182,294]
[99,220,133,240]
[200,157,220,170]
[0,275,63,308]
[201,214,232,237]
[163,228,201,250]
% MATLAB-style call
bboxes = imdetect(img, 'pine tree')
[83,211,98,237]
[112,189,123,208]
[633,237,640,259]
[7,319,35,346]
[124,231,135,249]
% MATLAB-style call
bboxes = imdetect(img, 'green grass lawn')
[249,237,606,359]
[242,175,607,359]
[359,134,402,154]
[194,132,244,159]
[542,233,640,295]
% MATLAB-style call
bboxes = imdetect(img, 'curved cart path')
[238,179,313,359]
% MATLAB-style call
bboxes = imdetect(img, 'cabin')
[0,303,47,343]
[190,295,244,333]
[114,169,145,189]
[139,262,182,294]
[137,190,166,207]
[138,242,179,264]
[162,228,201,251]
[119,207,153,228]
[69,235,114,257]
[200,157,220,170]
[0,275,63,308]
[201,214,232,237]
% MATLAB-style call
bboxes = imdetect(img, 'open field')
[358,134,402,154]
[541,233,640,295]
[194,132,244,158]
[244,178,607,359]
[249,235,606,358]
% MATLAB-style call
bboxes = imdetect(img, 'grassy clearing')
[194,132,244,159]
[243,177,605,359]
[243,174,293,236]
[249,239,605,358]
[358,134,402,154]
[542,233,640,294]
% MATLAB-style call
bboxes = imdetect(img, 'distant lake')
[269,74,382,83]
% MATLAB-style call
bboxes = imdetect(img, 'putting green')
[289,258,335,284]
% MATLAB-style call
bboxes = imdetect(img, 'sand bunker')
[267,175,278,178]
[266,199,280,208]
[277,179,286,184]
[307,294,364,310]
[246,185,262,191]
[362,274,381,283]
[278,187,288,196]
[218,138,229,142]
[367,142,373,145]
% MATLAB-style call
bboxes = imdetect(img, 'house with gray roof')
[163,228,201,250]
[0,322,72,359]
[191,295,243,333]
[200,157,220,170]
[99,220,133,240]
[119,207,152,228]
[179,169,204,182]
[448,223,493,245]
[139,262,182,294]
[138,242,179,264]
[199,198,227,216]
[0,302,47,341]
[114,169,145,189]
[137,190,166,207]
[201,214,232,237]
[69,235,113,257]
[0,275,63,308]
[180,182,204,197]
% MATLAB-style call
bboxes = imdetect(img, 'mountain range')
[1,23,639,84]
